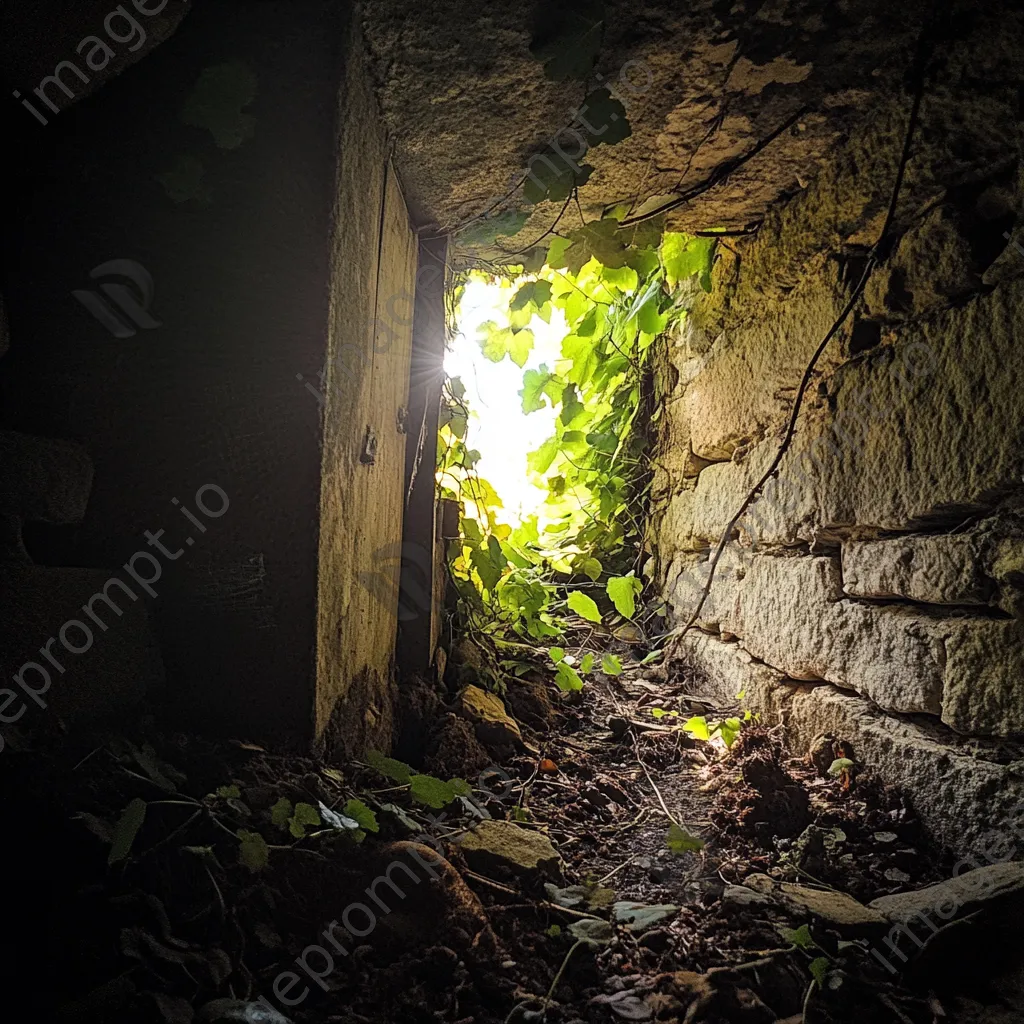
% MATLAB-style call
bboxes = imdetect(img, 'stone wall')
[651,16,1024,854]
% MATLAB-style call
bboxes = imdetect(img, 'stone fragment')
[455,819,562,879]
[868,862,1024,925]
[722,884,773,910]
[456,684,523,753]
[742,873,886,935]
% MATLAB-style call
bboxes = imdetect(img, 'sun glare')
[445,277,566,527]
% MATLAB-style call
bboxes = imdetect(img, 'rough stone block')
[942,617,1024,736]
[0,430,93,523]
[732,555,945,715]
[842,534,991,605]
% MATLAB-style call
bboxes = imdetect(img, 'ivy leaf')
[237,829,270,873]
[508,328,535,368]
[549,646,566,663]
[554,661,585,691]
[559,383,585,425]
[456,207,530,247]
[828,757,856,776]
[567,590,602,623]
[366,750,413,783]
[682,716,710,741]
[529,2,605,81]
[108,798,147,866]
[580,652,595,673]
[607,574,642,618]
[215,785,241,799]
[779,924,816,950]
[577,88,631,147]
[510,280,553,311]
[601,653,623,676]
[409,774,469,809]
[563,219,628,274]
[470,542,504,592]
[580,557,603,581]
[523,150,594,204]
[809,957,830,987]
[270,797,293,829]
[343,799,379,834]
[288,802,321,839]
[666,822,705,854]
[527,436,561,474]
[661,233,716,289]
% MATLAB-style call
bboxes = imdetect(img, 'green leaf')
[409,774,467,809]
[580,652,595,673]
[779,924,816,950]
[545,924,562,938]
[523,150,594,204]
[456,207,530,247]
[577,88,631,147]
[661,233,715,289]
[566,590,602,623]
[343,799,379,834]
[508,328,535,368]
[270,797,293,829]
[549,646,566,663]
[529,3,605,81]
[215,785,241,799]
[682,716,710,741]
[828,757,855,776]
[809,957,830,987]
[606,574,642,618]
[470,542,504,592]
[666,822,705,854]
[559,383,585,425]
[638,650,663,665]
[554,661,585,691]
[564,219,628,274]
[366,750,413,784]
[237,829,270,873]
[569,918,613,946]
[108,798,147,866]
[527,436,561,474]
[580,557,603,582]
[601,653,623,675]
[288,802,321,839]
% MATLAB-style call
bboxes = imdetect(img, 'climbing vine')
[439,215,717,666]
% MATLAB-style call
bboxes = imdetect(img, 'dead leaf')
[539,758,559,773]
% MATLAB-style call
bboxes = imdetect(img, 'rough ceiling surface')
[361,0,935,246]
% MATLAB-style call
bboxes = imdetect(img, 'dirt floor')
[2,639,1022,1023]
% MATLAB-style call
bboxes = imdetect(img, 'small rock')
[884,868,912,883]
[456,819,562,879]
[457,685,523,754]
[638,928,672,952]
[743,873,887,935]
[723,884,773,910]
[873,831,898,843]
[649,863,671,882]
